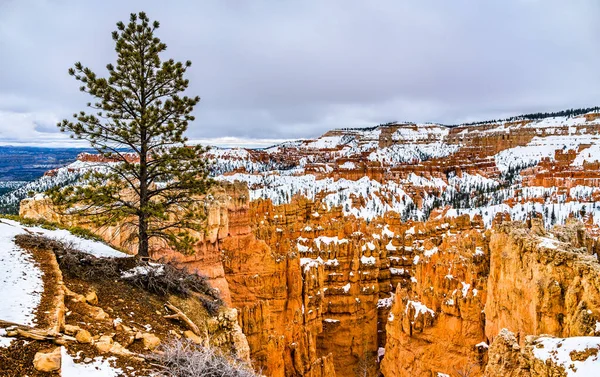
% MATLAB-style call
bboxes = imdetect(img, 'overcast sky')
[0,0,599,148]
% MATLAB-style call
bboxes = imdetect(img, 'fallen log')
[163,302,201,336]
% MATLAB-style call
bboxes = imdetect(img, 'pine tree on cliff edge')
[51,12,212,258]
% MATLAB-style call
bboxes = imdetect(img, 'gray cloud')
[1,0,599,147]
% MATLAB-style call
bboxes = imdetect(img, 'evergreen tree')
[50,12,212,258]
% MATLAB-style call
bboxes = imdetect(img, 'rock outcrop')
[485,329,600,377]
[485,219,600,343]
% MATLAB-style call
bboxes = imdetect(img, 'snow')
[461,282,471,297]
[368,142,459,165]
[494,134,600,173]
[61,347,123,377]
[323,318,340,323]
[362,242,375,251]
[0,220,44,327]
[297,242,310,252]
[573,143,600,166]
[386,240,397,251]
[360,255,376,266]
[449,173,498,192]
[121,263,164,278]
[405,300,435,319]
[339,161,356,169]
[423,247,438,258]
[474,247,484,256]
[219,174,416,221]
[475,341,489,349]
[413,255,420,264]
[324,259,340,267]
[1,219,125,258]
[532,336,600,376]
[342,283,351,293]
[539,237,559,249]
[377,295,394,308]
[382,225,395,238]
[300,257,324,272]
[314,236,348,249]
[304,136,346,149]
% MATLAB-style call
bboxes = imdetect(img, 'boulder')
[33,347,61,372]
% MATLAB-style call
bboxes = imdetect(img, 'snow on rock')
[342,283,351,293]
[494,135,599,173]
[218,174,415,221]
[538,237,559,249]
[449,173,498,192]
[367,142,459,165]
[423,247,438,258]
[573,143,600,166]
[461,282,471,297]
[0,220,43,327]
[300,257,324,272]
[532,336,600,377]
[360,255,376,266]
[377,294,395,308]
[405,300,435,319]
[339,161,356,169]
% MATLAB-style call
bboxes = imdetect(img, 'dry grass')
[153,339,259,377]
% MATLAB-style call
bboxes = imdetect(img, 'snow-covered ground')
[0,220,44,347]
[61,347,123,377]
[532,336,600,376]
[1,219,126,258]
[0,219,126,348]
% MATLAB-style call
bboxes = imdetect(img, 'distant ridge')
[335,106,600,131]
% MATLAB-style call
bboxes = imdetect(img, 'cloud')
[1,0,599,147]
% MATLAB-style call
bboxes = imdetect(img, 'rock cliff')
[15,109,600,376]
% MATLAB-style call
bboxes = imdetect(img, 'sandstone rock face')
[484,329,529,377]
[381,216,489,377]
[485,219,600,343]
[485,329,600,377]
[382,218,600,377]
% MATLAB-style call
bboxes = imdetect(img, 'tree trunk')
[138,214,149,258]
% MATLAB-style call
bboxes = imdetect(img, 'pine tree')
[50,12,212,258]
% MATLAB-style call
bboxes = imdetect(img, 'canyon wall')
[16,111,600,376]
[22,188,600,377]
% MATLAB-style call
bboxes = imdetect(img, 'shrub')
[15,233,223,315]
[122,263,223,315]
[154,339,259,377]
